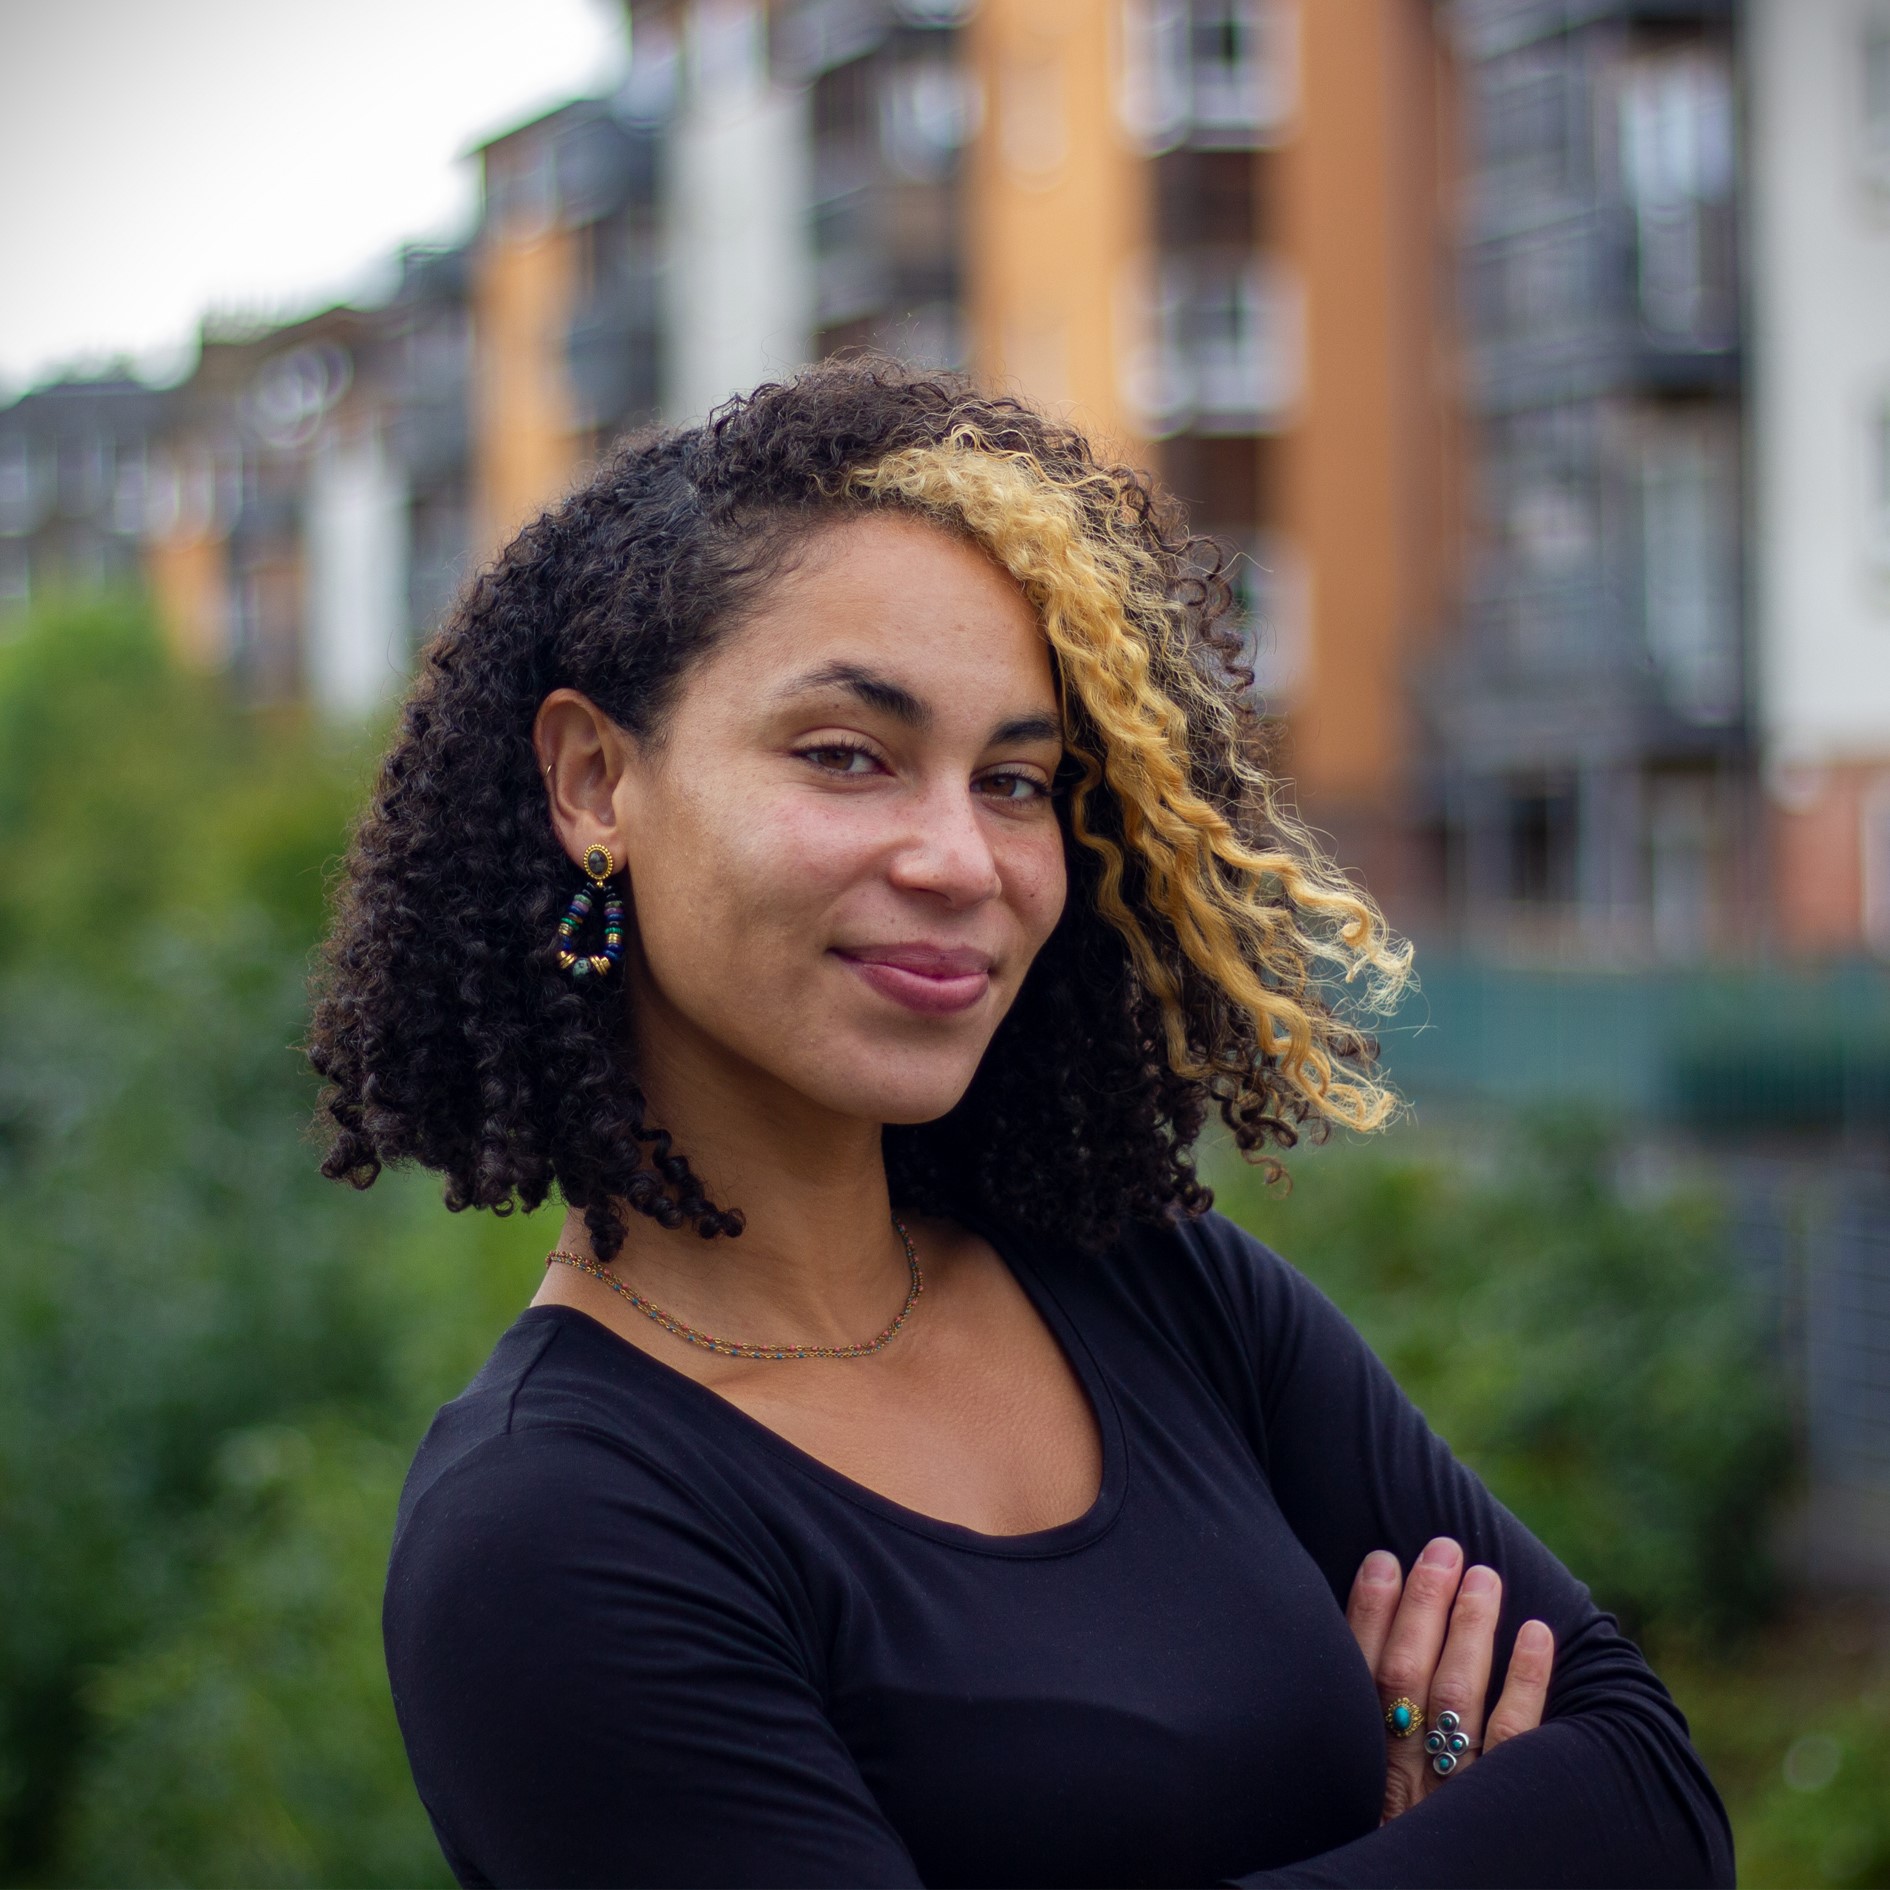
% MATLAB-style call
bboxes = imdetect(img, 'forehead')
[710,512,1056,706]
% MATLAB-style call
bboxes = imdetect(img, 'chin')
[800,1045,985,1128]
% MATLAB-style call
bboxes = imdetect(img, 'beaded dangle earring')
[553,844,627,982]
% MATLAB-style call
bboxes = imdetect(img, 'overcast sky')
[0,0,627,395]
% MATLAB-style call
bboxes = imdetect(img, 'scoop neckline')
[519,1219,1129,1560]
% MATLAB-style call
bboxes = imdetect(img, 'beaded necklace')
[544,1216,922,1361]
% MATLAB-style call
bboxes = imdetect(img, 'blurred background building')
[3,0,1888,1572]
[10,0,1867,959]
[9,0,1889,972]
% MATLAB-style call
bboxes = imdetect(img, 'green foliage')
[1659,1616,1890,1890]
[57,1420,452,1889]
[1738,1687,1890,1888]
[0,596,544,1885]
[1211,1114,1795,1649]
[0,595,359,971]
[0,943,543,1883]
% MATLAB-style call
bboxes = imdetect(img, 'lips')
[833,943,995,1016]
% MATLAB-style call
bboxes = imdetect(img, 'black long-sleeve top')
[383,1209,1734,1888]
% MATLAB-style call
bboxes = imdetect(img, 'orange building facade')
[962,0,1462,914]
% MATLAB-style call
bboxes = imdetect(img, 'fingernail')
[1519,1621,1553,1655]
[1419,1538,1459,1570]
[1361,1550,1400,1588]
[1462,1564,1498,1597]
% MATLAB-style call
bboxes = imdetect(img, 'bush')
[1738,1686,1890,1888]
[56,1419,450,1889]
[0,597,547,1883]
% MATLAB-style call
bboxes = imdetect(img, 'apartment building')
[3,0,1462,883]
[0,244,471,716]
[13,0,1830,973]
[0,376,170,615]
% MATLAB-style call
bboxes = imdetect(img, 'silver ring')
[1424,1710,1481,1775]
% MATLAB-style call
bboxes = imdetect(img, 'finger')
[1375,1537,1463,1717]
[1419,1564,1502,1780]
[1485,1619,1555,1751]
[1346,1551,1404,1676]
[1376,1538,1464,1801]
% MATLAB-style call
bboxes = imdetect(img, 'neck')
[553,988,910,1348]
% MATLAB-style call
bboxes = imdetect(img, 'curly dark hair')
[308,357,1406,1262]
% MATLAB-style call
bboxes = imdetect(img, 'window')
[1617,48,1737,344]
[1476,42,1582,204]
[1648,773,1715,960]
[1864,777,1890,956]
[1506,775,1581,906]
[1117,0,1294,151]
[1188,253,1276,422]
[1864,9,1890,186]
[1481,401,1604,671]
[1189,0,1292,142]
[485,133,558,240]
[1509,480,1595,576]
[111,445,148,536]
[1118,250,1301,436]
[1500,223,1597,341]
[1639,410,1740,723]
[0,431,35,536]
[1868,395,1890,572]
[879,57,978,182]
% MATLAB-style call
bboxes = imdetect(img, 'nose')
[887,780,1003,909]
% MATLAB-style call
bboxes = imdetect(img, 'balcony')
[1117,0,1296,152]
[564,258,663,434]
[1461,29,1739,409]
[1119,250,1301,438]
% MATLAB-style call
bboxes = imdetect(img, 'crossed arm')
[1206,1215,1734,1887]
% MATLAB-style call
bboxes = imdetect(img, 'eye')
[798,742,884,777]
[976,769,1053,803]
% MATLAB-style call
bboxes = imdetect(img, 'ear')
[533,689,640,869]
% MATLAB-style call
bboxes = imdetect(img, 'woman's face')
[613,513,1069,1130]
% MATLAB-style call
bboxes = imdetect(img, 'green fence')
[1372,955,1890,1132]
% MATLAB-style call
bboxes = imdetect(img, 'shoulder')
[1015,1206,1365,1439]
[387,1309,801,1639]
[1082,1205,1349,1358]
[393,1308,676,1534]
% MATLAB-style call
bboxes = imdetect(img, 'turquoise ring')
[1424,1709,1477,1775]
[1384,1696,1422,1738]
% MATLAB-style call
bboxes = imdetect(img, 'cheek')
[1005,825,1069,950]
[629,775,870,973]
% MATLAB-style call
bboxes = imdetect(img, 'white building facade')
[1749,0,1890,953]
[660,0,816,422]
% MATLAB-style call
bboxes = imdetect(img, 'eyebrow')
[783,661,929,727]
[778,661,1063,748]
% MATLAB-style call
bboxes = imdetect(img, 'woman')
[311,361,1731,1887]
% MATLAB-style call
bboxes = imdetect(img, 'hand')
[1346,1537,1556,1824]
